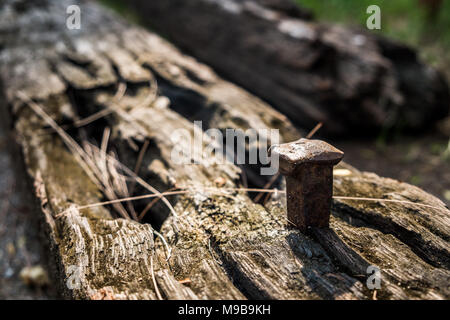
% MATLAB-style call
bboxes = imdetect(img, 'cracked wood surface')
[0,0,449,299]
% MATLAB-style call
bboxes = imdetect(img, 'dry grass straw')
[65,186,446,213]
[16,90,447,276]
[17,91,177,220]
[18,90,176,262]
[17,91,446,214]
[15,88,450,291]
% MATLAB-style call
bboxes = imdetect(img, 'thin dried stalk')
[306,122,323,139]
[17,92,103,192]
[61,187,447,214]
[86,142,179,218]
[254,173,280,203]
[153,230,172,261]
[130,139,150,196]
[138,187,179,221]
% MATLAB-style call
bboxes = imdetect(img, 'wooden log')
[126,0,450,136]
[0,0,449,299]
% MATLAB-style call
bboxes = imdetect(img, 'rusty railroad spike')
[271,138,344,232]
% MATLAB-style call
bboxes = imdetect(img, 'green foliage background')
[298,0,450,72]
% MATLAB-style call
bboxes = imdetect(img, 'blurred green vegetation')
[298,0,450,45]
[99,0,142,24]
[298,0,450,72]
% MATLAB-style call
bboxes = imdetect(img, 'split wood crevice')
[0,0,449,299]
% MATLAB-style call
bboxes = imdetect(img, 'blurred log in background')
[124,0,450,136]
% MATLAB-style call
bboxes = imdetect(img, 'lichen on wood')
[0,0,448,300]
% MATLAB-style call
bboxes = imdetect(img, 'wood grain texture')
[0,0,448,299]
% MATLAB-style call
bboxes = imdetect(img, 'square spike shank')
[271,138,344,232]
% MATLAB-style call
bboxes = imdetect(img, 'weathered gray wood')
[126,0,450,136]
[0,0,449,300]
